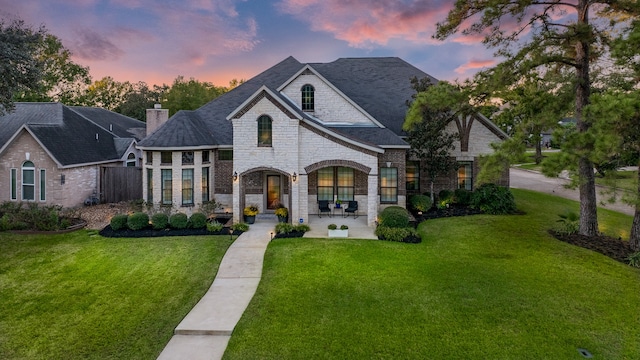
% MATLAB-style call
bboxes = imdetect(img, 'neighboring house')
[138,56,508,226]
[0,102,146,208]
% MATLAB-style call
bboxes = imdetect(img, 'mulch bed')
[273,231,306,239]
[549,230,635,264]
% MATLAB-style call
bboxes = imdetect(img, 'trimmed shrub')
[379,206,410,228]
[328,223,338,230]
[453,188,473,206]
[110,214,128,231]
[169,213,189,229]
[294,224,310,233]
[375,226,419,243]
[438,189,453,202]
[470,183,517,215]
[189,212,208,229]
[275,222,294,234]
[127,212,149,231]
[409,194,432,212]
[206,220,224,233]
[151,213,169,230]
[231,222,249,232]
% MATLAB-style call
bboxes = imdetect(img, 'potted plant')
[328,223,348,238]
[243,205,259,224]
[335,199,342,208]
[275,205,288,223]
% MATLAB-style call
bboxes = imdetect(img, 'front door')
[266,175,281,210]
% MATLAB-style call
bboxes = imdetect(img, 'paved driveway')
[509,167,635,216]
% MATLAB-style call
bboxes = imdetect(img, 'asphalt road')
[509,167,635,216]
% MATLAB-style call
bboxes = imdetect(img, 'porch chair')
[344,201,358,218]
[318,200,332,217]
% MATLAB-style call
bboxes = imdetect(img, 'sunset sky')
[1,0,502,87]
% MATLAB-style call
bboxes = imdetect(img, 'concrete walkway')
[510,167,635,216]
[157,220,275,360]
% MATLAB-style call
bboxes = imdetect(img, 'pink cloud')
[70,28,124,61]
[277,0,453,48]
[454,59,497,74]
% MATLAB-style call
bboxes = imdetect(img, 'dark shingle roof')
[140,56,304,148]
[311,57,437,136]
[70,106,146,141]
[0,103,142,166]
[139,56,439,149]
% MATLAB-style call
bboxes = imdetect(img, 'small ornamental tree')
[404,79,460,204]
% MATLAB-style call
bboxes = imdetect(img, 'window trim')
[39,169,46,201]
[182,169,194,206]
[160,151,172,165]
[257,115,273,147]
[126,152,136,167]
[10,168,17,200]
[161,169,172,205]
[22,161,35,201]
[406,161,420,191]
[380,167,398,204]
[457,162,473,191]
[301,84,315,112]
[202,167,210,203]
[147,168,153,204]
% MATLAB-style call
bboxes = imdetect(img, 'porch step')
[256,214,277,220]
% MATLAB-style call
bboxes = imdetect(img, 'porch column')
[294,174,308,225]
[367,173,378,226]
[232,177,240,224]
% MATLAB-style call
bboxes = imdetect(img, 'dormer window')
[257,115,273,147]
[301,84,314,112]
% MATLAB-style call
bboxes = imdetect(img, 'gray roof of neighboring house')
[138,56,443,149]
[70,106,147,141]
[0,102,144,166]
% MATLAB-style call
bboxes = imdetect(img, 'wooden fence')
[101,167,142,203]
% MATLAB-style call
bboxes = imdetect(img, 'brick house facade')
[138,57,508,226]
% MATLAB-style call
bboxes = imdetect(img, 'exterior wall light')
[292,172,297,182]
[233,171,238,181]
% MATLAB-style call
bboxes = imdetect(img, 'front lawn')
[0,231,233,359]
[225,189,640,359]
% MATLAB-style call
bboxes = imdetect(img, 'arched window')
[257,115,272,147]
[301,84,314,112]
[22,161,35,201]
[126,153,136,167]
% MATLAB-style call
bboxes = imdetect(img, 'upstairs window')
[257,115,272,147]
[161,151,172,165]
[202,151,210,163]
[301,84,315,112]
[182,151,194,165]
[126,153,136,167]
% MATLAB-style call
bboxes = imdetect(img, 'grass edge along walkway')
[224,189,640,359]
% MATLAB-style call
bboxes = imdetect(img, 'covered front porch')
[248,214,377,239]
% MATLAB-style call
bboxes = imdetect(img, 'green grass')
[0,231,233,359]
[225,189,640,359]
[595,170,638,193]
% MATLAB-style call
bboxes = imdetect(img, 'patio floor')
[253,213,377,239]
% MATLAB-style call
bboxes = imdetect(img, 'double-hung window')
[22,161,35,201]
[457,162,473,190]
[317,167,334,201]
[380,167,398,203]
[336,167,354,201]
[182,169,194,205]
[161,169,172,205]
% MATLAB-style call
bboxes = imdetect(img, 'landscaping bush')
[127,212,150,231]
[470,183,517,215]
[169,213,189,229]
[231,222,249,232]
[555,210,579,235]
[151,213,169,230]
[189,212,208,229]
[438,189,453,202]
[0,214,11,231]
[328,224,338,230]
[294,224,310,233]
[379,206,410,228]
[206,220,224,233]
[375,226,420,243]
[275,222,294,234]
[453,188,473,206]
[110,214,128,231]
[409,194,432,212]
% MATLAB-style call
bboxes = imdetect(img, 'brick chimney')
[145,104,169,136]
